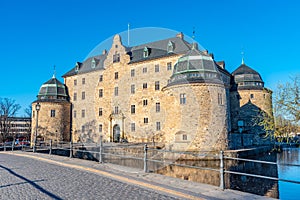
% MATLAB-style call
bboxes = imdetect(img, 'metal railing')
[1,137,300,192]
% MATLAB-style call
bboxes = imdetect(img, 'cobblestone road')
[0,153,180,200]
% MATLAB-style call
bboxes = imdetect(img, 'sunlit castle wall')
[163,48,230,151]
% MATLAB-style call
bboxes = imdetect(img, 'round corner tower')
[163,47,229,152]
[230,62,273,144]
[31,75,71,145]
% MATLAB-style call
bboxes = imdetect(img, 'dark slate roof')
[232,63,264,90]
[63,54,107,77]
[232,64,261,76]
[128,36,191,63]
[37,76,68,100]
[168,48,224,86]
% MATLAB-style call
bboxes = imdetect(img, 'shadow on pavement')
[0,164,63,200]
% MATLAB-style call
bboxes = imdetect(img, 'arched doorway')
[113,124,121,142]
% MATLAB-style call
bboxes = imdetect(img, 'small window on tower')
[50,110,55,117]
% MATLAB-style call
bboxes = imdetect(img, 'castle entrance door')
[113,124,121,142]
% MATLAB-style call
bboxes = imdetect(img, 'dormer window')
[143,47,149,58]
[91,58,96,68]
[75,62,80,73]
[167,41,174,53]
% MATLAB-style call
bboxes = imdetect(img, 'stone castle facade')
[31,32,272,151]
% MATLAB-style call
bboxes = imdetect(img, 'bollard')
[99,135,103,163]
[143,144,148,173]
[70,141,73,158]
[49,139,52,155]
[219,151,225,190]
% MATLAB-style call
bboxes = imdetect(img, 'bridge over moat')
[0,151,273,200]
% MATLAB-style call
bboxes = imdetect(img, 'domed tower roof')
[168,47,223,86]
[37,75,68,100]
[232,63,264,90]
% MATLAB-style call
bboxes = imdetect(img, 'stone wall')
[31,101,71,144]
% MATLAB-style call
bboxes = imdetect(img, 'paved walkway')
[0,151,274,200]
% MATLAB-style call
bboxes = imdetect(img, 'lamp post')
[33,102,41,153]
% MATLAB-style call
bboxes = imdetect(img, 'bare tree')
[259,75,300,143]
[0,98,21,142]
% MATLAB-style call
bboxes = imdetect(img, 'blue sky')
[0,0,299,116]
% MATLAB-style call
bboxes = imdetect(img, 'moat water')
[103,147,300,199]
[277,148,300,200]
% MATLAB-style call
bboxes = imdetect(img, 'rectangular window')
[218,93,223,105]
[81,110,85,118]
[131,84,135,94]
[144,117,148,124]
[182,134,187,140]
[114,87,118,96]
[143,67,147,73]
[73,93,77,101]
[180,93,186,104]
[82,91,85,100]
[74,80,77,86]
[155,64,159,72]
[82,78,85,85]
[50,110,55,117]
[99,89,103,98]
[74,110,76,118]
[155,81,160,90]
[99,124,103,133]
[113,53,120,63]
[131,123,135,132]
[99,75,103,82]
[115,72,118,80]
[156,122,161,131]
[167,62,172,70]
[131,69,135,77]
[131,105,135,114]
[156,102,160,112]
[99,108,102,116]
[143,99,148,106]
[114,106,119,114]
[250,94,254,99]
[82,125,85,133]
[143,83,147,89]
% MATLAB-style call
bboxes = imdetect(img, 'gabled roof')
[63,54,107,77]
[129,36,191,63]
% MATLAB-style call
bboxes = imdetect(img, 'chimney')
[102,49,107,55]
[176,32,184,39]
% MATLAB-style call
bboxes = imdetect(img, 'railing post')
[220,150,225,190]
[70,141,73,158]
[12,139,15,152]
[49,139,52,155]
[144,144,148,173]
[99,135,103,163]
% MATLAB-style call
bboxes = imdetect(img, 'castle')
[31,32,272,151]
